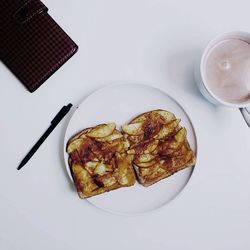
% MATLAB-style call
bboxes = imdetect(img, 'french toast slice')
[67,123,136,198]
[122,110,196,187]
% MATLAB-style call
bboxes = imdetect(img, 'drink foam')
[204,38,250,103]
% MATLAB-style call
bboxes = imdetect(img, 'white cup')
[194,31,250,126]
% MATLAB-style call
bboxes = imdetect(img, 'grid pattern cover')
[0,0,78,92]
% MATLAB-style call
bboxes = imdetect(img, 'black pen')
[17,103,73,170]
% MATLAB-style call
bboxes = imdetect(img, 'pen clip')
[51,103,72,124]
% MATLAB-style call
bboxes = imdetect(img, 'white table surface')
[1,0,250,249]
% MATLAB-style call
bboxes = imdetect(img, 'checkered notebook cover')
[0,0,78,92]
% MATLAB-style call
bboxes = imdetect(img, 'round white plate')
[64,83,197,215]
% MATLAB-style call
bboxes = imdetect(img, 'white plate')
[64,83,197,215]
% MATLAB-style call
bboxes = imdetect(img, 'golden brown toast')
[66,123,136,198]
[122,110,196,186]
[66,110,196,198]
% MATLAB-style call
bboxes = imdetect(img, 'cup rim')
[200,31,250,108]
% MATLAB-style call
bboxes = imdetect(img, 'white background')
[0,0,250,249]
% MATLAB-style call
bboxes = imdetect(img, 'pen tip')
[17,163,24,170]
